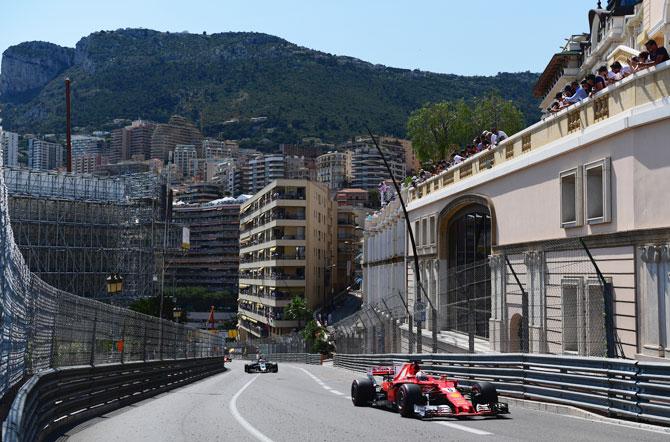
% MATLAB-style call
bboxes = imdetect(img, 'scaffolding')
[3,168,181,300]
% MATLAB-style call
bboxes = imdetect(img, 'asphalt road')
[65,361,670,442]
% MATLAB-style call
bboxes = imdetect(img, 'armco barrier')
[244,353,321,365]
[2,357,226,442]
[333,353,670,426]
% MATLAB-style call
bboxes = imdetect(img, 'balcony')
[408,62,670,204]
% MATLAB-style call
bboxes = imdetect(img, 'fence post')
[142,322,148,362]
[90,308,98,366]
[120,316,126,364]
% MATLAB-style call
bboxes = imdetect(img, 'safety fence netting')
[330,237,620,358]
[0,159,225,399]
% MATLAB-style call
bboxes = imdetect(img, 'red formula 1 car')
[351,360,509,419]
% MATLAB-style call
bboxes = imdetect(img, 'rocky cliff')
[0,41,74,100]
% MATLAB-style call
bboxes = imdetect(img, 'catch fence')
[0,161,225,400]
[331,237,621,359]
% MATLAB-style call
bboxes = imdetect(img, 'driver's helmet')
[416,370,429,381]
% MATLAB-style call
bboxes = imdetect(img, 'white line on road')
[229,375,275,442]
[436,421,492,436]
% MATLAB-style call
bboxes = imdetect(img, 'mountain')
[0,29,540,145]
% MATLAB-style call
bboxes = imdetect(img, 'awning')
[269,247,277,252]
[239,284,250,289]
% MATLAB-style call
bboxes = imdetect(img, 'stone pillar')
[639,244,670,359]
[489,254,507,352]
[524,251,546,353]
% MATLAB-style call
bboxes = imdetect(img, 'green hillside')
[0,29,540,145]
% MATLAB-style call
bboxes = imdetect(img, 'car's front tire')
[396,384,422,418]
[351,378,374,406]
[470,381,498,407]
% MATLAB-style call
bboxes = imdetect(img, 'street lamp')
[106,273,124,300]
[173,306,183,322]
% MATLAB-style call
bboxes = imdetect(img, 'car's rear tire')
[471,381,498,407]
[396,384,422,418]
[351,378,375,406]
[272,364,278,373]
[244,364,249,373]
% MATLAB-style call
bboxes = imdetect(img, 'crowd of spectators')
[403,40,669,190]
[406,126,508,188]
[547,39,669,114]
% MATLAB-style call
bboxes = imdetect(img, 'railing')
[408,61,670,203]
[334,353,670,426]
[2,357,226,442]
[244,353,321,365]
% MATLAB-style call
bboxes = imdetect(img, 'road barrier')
[2,357,226,442]
[244,353,321,365]
[334,353,670,426]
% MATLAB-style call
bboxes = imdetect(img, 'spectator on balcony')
[629,52,648,73]
[642,39,669,67]
[451,151,464,165]
[563,80,589,104]
[609,61,631,82]
[595,67,608,91]
[490,127,508,145]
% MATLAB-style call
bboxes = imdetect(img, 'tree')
[284,296,312,328]
[129,295,178,321]
[407,100,475,162]
[471,92,525,137]
[407,95,525,163]
[301,319,334,355]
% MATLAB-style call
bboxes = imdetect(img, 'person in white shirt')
[490,127,508,145]
[608,61,631,82]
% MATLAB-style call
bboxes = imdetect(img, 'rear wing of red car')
[367,366,396,377]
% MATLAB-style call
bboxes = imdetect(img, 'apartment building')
[167,196,246,294]
[1,131,19,167]
[150,115,203,162]
[174,144,198,178]
[111,119,156,162]
[238,179,337,338]
[316,151,350,190]
[346,137,405,190]
[28,139,63,171]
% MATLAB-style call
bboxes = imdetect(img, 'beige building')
[317,151,350,189]
[238,179,337,337]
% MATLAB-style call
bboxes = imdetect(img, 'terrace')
[408,61,670,204]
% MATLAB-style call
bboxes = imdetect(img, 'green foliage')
[165,286,236,311]
[407,92,525,162]
[284,296,313,325]
[0,29,540,147]
[301,319,334,355]
[128,295,179,321]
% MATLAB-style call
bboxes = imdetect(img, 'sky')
[0,0,597,76]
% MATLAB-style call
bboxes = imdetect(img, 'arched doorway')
[509,313,523,352]
[443,203,492,338]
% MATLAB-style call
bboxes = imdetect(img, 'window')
[414,221,420,246]
[429,216,436,245]
[421,219,428,246]
[584,158,611,225]
[561,278,580,353]
[560,168,582,228]
[561,277,608,356]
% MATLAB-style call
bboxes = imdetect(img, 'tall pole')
[366,128,423,353]
[65,78,72,172]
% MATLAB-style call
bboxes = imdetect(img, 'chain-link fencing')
[331,237,622,358]
[0,160,225,399]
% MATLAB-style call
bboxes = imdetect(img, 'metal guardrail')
[334,353,670,426]
[244,353,322,365]
[2,357,226,442]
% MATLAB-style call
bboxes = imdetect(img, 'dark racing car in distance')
[244,357,278,373]
[351,360,509,419]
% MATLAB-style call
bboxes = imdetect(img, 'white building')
[28,139,63,171]
[1,131,19,167]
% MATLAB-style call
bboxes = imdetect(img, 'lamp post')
[158,152,173,358]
